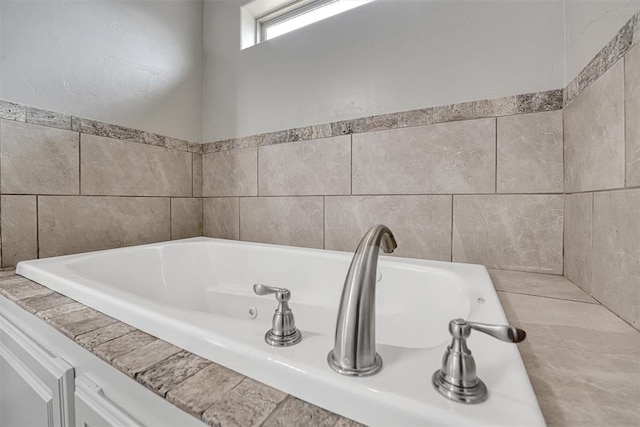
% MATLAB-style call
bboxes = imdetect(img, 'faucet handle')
[449,318,526,343]
[253,284,302,347]
[432,318,527,404]
[253,284,290,301]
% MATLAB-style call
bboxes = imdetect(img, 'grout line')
[0,193,195,198]
[237,197,242,241]
[590,192,594,291]
[191,153,194,198]
[564,185,640,195]
[256,148,260,196]
[623,56,628,189]
[322,196,326,250]
[350,134,353,195]
[450,195,454,262]
[582,288,640,331]
[36,196,40,259]
[561,195,565,277]
[169,198,173,240]
[490,266,564,276]
[201,192,568,199]
[78,132,82,195]
[495,290,598,305]
[261,395,291,426]
[494,117,498,194]
[562,97,566,277]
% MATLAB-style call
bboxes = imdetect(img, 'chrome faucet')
[327,224,397,376]
[432,318,526,403]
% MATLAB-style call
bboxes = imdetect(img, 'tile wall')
[0,106,203,268]
[201,105,565,275]
[564,34,640,329]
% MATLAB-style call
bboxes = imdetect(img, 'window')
[242,0,374,48]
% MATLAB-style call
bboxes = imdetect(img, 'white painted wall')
[203,0,564,141]
[0,0,203,142]
[564,0,640,83]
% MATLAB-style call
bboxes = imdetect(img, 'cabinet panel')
[75,375,143,427]
[0,343,53,427]
[0,313,74,427]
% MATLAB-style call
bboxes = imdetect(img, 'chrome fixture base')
[265,329,302,347]
[432,318,526,404]
[432,370,488,404]
[253,284,302,347]
[327,350,382,377]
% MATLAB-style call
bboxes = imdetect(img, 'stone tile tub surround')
[0,109,204,268]
[563,10,640,331]
[203,104,565,275]
[490,270,640,427]
[3,269,639,426]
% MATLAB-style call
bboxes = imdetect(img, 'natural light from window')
[264,0,375,41]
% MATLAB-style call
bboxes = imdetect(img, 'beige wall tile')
[564,193,593,294]
[38,196,170,258]
[203,148,257,197]
[324,195,452,261]
[171,198,202,240]
[592,189,640,328]
[497,110,563,193]
[259,136,350,196]
[499,292,640,425]
[564,60,625,192]
[193,153,203,197]
[0,120,79,194]
[203,198,239,240]
[352,118,495,194]
[453,195,563,274]
[625,43,640,187]
[81,134,192,197]
[240,197,323,249]
[1,196,37,267]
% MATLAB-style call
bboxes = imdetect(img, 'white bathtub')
[17,237,544,426]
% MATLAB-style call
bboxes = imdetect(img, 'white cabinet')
[74,376,143,427]
[0,313,74,427]
[0,296,204,427]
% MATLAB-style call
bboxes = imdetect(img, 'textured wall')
[0,0,203,142]
[203,0,563,141]
[0,103,203,268]
[564,0,640,83]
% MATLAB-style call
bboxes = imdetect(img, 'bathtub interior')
[64,240,471,349]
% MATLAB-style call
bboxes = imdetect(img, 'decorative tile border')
[565,10,639,106]
[0,100,202,154]
[202,89,563,153]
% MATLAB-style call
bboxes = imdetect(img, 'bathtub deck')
[1,269,638,426]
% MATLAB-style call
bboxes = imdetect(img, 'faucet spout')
[328,224,397,376]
